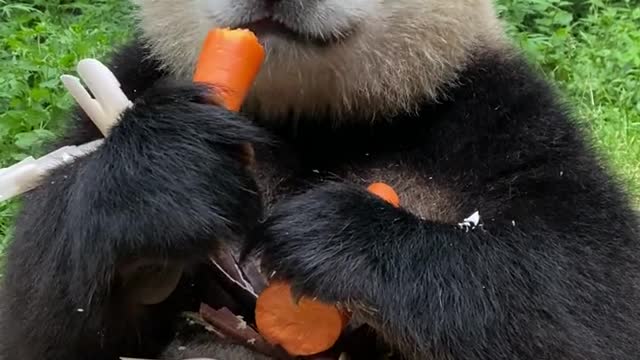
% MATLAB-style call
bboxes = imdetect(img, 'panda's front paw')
[249,182,404,304]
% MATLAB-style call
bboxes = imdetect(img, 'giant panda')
[1,0,639,359]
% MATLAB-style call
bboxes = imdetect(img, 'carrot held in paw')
[367,182,400,208]
[255,281,349,356]
[193,28,265,165]
[255,183,400,356]
[193,28,265,111]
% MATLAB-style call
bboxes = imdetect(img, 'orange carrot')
[255,281,348,356]
[193,28,265,111]
[367,182,400,207]
[254,183,399,356]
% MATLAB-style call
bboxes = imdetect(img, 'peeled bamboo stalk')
[0,59,131,202]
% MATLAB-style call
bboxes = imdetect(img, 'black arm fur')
[0,41,268,359]
[251,50,640,359]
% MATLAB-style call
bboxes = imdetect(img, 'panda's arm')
[254,52,640,358]
[0,40,267,359]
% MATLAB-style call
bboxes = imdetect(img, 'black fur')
[0,43,268,359]
[251,49,640,359]
[1,37,639,360]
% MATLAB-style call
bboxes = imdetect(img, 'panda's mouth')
[238,18,354,47]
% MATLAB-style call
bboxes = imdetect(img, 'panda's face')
[198,0,376,47]
[136,0,386,67]
[135,0,504,119]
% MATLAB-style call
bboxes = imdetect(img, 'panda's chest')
[253,138,471,225]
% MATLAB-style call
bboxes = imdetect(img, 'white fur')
[133,0,506,121]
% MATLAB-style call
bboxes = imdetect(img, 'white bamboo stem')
[0,59,131,202]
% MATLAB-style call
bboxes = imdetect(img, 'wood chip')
[199,303,289,359]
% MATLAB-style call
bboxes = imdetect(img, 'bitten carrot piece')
[193,28,265,111]
[255,183,399,356]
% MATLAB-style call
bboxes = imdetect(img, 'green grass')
[1,0,639,257]
[497,0,640,202]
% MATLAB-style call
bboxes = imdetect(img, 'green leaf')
[14,129,55,150]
